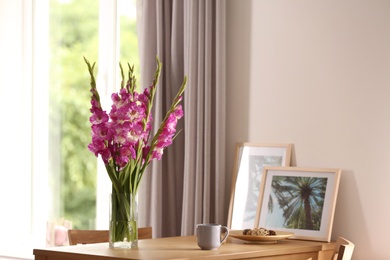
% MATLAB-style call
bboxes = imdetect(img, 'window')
[0,0,138,258]
[48,0,100,231]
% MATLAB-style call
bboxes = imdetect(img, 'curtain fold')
[137,0,226,238]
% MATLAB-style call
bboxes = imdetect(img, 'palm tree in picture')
[270,176,327,230]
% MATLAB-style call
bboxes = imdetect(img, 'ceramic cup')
[196,223,229,250]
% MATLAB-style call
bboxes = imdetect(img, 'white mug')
[196,223,229,250]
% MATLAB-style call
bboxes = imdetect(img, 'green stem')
[110,190,138,246]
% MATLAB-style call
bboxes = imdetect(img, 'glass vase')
[109,192,138,248]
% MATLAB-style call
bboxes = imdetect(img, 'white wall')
[226,1,390,259]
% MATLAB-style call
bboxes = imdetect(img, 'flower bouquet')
[84,57,186,248]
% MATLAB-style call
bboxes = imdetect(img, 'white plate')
[229,230,294,242]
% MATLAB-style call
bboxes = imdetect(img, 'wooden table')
[33,235,335,260]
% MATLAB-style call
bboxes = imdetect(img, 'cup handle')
[220,226,229,243]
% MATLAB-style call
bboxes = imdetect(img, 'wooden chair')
[68,226,152,245]
[331,236,355,260]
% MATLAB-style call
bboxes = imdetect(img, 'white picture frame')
[256,166,341,242]
[227,143,292,230]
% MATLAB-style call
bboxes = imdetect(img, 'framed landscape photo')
[227,143,292,230]
[255,167,341,242]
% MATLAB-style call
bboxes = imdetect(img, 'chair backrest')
[331,236,355,260]
[68,226,152,245]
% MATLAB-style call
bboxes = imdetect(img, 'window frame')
[0,0,123,258]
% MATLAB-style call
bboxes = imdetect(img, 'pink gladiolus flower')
[90,110,109,125]
[152,147,164,160]
[174,104,184,118]
[84,57,186,195]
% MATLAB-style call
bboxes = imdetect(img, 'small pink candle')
[54,225,68,246]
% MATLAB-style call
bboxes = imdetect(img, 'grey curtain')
[137,0,226,237]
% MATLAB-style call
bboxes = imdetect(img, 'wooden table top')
[33,235,335,260]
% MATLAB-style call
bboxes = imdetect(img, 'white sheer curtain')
[136,0,226,237]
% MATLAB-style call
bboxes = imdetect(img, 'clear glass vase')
[109,192,138,248]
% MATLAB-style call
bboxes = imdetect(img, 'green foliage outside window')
[48,0,139,229]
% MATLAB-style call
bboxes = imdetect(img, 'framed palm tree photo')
[227,143,292,230]
[255,166,341,242]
